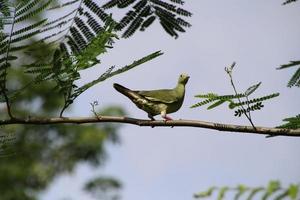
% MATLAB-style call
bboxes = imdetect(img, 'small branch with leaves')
[191,62,280,134]
[194,180,300,200]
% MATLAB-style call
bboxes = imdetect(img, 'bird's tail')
[113,83,140,100]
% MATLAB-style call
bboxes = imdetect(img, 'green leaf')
[194,93,218,98]
[230,93,279,108]
[262,180,281,200]
[140,16,156,31]
[190,98,217,108]
[234,185,248,200]
[288,184,299,200]
[10,29,41,44]
[278,60,300,69]
[287,67,300,87]
[84,176,121,191]
[246,187,264,200]
[217,187,228,200]
[277,114,300,129]
[16,0,44,16]
[282,0,298,5]
[274,190,288,200]
[207,99,226,110]
[194,187,215,198]
[245,82,261,96]
[15,0,53,23]
[12,19,47,36]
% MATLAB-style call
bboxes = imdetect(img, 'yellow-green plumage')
[113,73,189,120]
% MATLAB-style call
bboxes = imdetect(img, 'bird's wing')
[137,89,179,103]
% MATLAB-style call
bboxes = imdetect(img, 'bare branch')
[0,116,299,137]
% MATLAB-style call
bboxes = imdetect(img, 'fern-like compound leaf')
[176,17,191,27]
[0,55,17,65]
[151,0,176,12]
[169,0,185,5]
[234,102,264,117]
[48,0,80,10]
[122,4,153,38]
[102,0,191,38]
[207,99,226,110]
[102,0,120,9]
[74,17,95,42]
[277,114,300,129]
[70,27,88,50]
[278,60,300,87]
[246,188,264,200]
[85,12,104,34]
[0,0,11,17]
[217,187,229,200]
[140,16,156,31]
[10,29,41,44]
[84,0,109,23]
[191,93,246,109]
[16,0,44,16]
[245,81,261,96]
[282,0,298,5]
[229,93,279,109]
[12,19,47,36]
[278,60,300,69]
[194,187,215,198]
[261,181,281,200]
[116,0,147,31]
[287,67,300,87]
[176,7,192,16]
[118,0,137,8]
[274,190,289,200]
[234,185,248,200]
[122,16,144,38]
[288,184,299,199]
[43,9,77,28]
[15,0,53,23]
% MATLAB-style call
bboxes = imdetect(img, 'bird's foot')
[162,115,174,128]
[148,114,155,128]
[148,114,155,121]
[162,115,173,121]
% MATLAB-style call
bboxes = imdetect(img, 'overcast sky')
[42,1,300,200]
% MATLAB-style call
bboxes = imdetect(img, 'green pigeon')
[113,73,189,120]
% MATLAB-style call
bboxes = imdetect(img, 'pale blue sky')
[42,1,300,200]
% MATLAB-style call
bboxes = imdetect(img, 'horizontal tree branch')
[0,116,299,137]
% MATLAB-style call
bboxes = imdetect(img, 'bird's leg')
[148,113,155,121]
[148,114,155,128]
[161,111,173,121]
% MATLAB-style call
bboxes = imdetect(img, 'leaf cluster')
[277,60,300,87]
[102,0,192,38]
[194,181,300,200]
[282,0,299,5]
[0,0,165,117]
[278,114,300,129]
[84,176,122,200]
[191,81,279,117]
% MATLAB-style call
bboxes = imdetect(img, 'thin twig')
[0,116,299,137]
[90,101,101,120]
[225,63,256,130]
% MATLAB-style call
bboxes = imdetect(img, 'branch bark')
[0,116,299,137]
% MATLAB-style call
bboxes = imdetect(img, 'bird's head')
[178,73,190,85]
